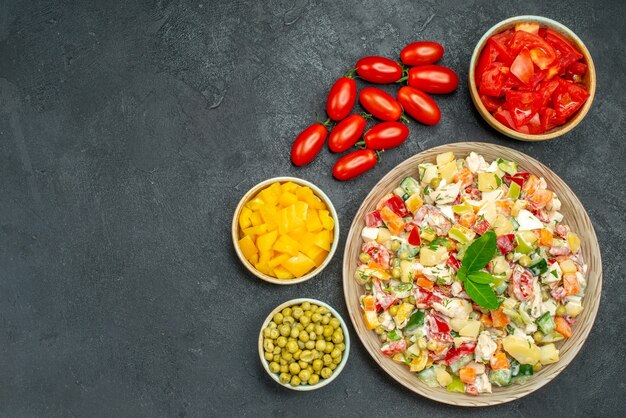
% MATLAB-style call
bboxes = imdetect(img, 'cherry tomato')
[397,86,441,126]
[400,41,444,66]
[290,123,328,166]
[328,114,367,153]
[363,122,410,150]
[359,87,403,121]
[326,77,357,121]
[408,65,459,94]
[333,149,377,181]
[355,56,403,84]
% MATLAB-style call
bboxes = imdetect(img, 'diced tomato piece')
[510,48,534,84]
[496,233,516,254]
[373,279,398,312]
[493,108,517,131]
[381,339,407,357]
[567,61,587,76]
[472,219,491,236]
[480,94,504,112]
[476,40,499,86]
[380,195,409,217]
[543,29,583,72]
[540,107,565,131]
[362,241,391,269]
[511,266,534,302]
[490,29,515,65]
[479,62,509,97]
[505,90,542,128]
[426,312,453,343]
[508,30,557,70]
[553,78,590,120]
[446,253,462,271]
[526,112,544,134]
[537,78,561,109]
[444,342,476,365]
[408,225,421,246]
[365,210,383,227]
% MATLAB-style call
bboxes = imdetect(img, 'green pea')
[269,329,279,340]
[308,374,320,385]
[329,363,337,371]
[335,343,345,352]
[293,350,302,360]
[391,241,401,251]
[289,362,301,375]
[332,355,342,365]
[282,351,292,362]
[321,315,330,325]
[286,340,298,354]
[276,336,286,348]
[312,359,323,371]
[323,354,332,366]
[264,352,273,361]
[263,339,274,352]
[533,331,544,344]
[315,340,327,352]
[278,357,286,365]
[290,328,300,339]
[375,326,385,335]
[299,369,311,382]
[311,313,322,323]
[263,328,272,338]
[430,177,441,189]
[314,325,324,336]
[324,342,334,354]
[279,324,290,337]
[330,348,341,359]
[309,304,318,312]
[302,302,311,311]
[300,350,313,363]
[304,310,313,319]
[300,315,310,326]
[305,324,315,333]
[321,367,333,379]
[332,331,344,344]
[279,373,291,384]
[330,318,340,329]
[316,307,329,315]
[282,316,294,326]
[282,307,292,317]
[519,255,531,267]
[273,313,284,324]
[268,321,277,329]
[304,340,315,350]
[323,326,334,337]
[290,375,301,386]
[298,330,309,342]
[389,305,399,316]
[297,340,305,349]
[392,267,401,279]
[292,307,303,319]
[280,364,289,374]
[359,252,371,264]
[272,346,281,355]
[556,306,567,317]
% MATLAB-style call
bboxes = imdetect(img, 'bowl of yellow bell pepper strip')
[232,177,339,285]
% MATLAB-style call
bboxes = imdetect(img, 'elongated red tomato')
[333,149,377,181]
[364,122,409,150]
[400,41,444,66]
[355,56,403,84]
[359,87,403,121]
[397,86,441,125]
[326,77,357,121]
[328,114,367,153]
[408,65,459,94]
[290,123,327,166]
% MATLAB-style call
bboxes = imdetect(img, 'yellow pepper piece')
[269,253,290,268]
[273,265,295,280]
[311,249,328,267]
[238,207,253,230]
[314,230,332,251]
[255,261,273,276]
[318,210,335,230]
[257,183,281,206]
[278,191,298,207]
[257,230,278,253]
[567,232,581,253]
[242,224,268,236]
[238,235,258,261]
[258,205,279,229]
[245,197,265,211]
[364,311,380,330]
[305,209,323,232]
[296,186,325,210]
[281,252,316,277]
[405,194,423,214]
[250,211,263,227]
[273,234,300,256]
[281,181,299,194]
[294,201,309,221]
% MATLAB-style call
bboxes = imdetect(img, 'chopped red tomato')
[526,112,544,134]
[472,219,491,236]
[540,107,565,131]
[496,233,516,254]
[505,90,542,128]
[444,342,476,365]
[381,339,407,357]
[476,41,499,86]
[510,48,534,84]
[567,61,587,76]
[362,241,391,270]
[480,94,504,112]
[508,30,556,70]
[543,28,583,72]
[490,29,515,65]
[537,78,561,109]
[365,210,383,227]
[426,312,453,343]
[479,63,508,97]
[380,195,409,218]
[553,78,590,119]
[408,225,421,246]
[446,253,461,271]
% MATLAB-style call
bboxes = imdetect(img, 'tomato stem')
[320,118,332,127]
[400,114,410,124]
[396,75,408,84]
[360,112,373,119]
[355,140,366,149]
[374,149,384,160]
[344,68,358,79]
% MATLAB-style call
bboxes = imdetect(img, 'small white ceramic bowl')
[258,298,350,391]
[232,177,340,285]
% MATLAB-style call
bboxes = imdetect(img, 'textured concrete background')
[1,0,625,416]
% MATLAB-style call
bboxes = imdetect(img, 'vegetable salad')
[354,151,586,395]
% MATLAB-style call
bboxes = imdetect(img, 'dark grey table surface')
[1,0,625,417]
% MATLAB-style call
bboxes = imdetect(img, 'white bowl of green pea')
[258,298,350,391]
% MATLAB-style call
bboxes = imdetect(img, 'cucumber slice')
[497,158,518,175]
[508,181,521,200]
[400,176,421,196]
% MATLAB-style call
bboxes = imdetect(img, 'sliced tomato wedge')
[537,78,560,109]
[479,62,508,97]
[476,40,499,86]
[505,90,541,128]
[510,48,534,84]
[526,112,544,134]
[552,78,590,119]
[490,29,515,65]
[480,94,504,112]
[567,61,587,76]
[540,107,564,131]
[508,31,557,70]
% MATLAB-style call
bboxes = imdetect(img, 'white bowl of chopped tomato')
[469,16,596,141]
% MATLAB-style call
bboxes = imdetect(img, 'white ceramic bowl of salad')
[342,142,601,406]
[258,298,350,391]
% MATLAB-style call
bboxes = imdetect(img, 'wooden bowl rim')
[468,15,596,142]
[342,142,602,406]
[257,298,351,391]
[232,176,340,285]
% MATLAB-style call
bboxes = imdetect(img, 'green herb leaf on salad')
[463,279,500,310]
[457,230,500,309]
[467,271,495,284]
[460,230,497,273]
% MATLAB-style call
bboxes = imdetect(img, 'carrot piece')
[523,175,540,195]
[490,308,510,328]
[555,317,572,338]
[537,229,554,246]
[529,189,553,209]
[459,367,476,384]
[490,352,509,370]
[380,206,405,234]
[562,273,581,296]
[496,200,512,215]
[480,314,493,328]
[459,212,477,228]
[416,276,435,292]
[453,168,473,187]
